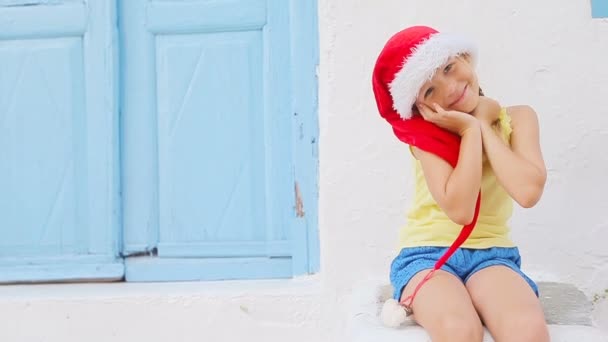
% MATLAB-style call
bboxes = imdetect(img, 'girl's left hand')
[471,96,501,125]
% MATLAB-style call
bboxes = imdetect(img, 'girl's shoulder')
[505,105,539,131]
[505,105,538,121]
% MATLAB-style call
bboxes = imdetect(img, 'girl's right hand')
[417,103,479,136]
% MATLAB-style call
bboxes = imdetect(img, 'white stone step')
[348,281,608,341]
[351,319,607,341]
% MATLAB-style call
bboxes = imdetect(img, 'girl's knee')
[432,313,484,342]
[505,312,549,342]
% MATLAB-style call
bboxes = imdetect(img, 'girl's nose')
[437,77,459,99]
[446,80,459,99]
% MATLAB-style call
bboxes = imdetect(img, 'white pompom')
[380,299,409,328]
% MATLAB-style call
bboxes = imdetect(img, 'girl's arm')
[478,105,547,207]
[413,104,483,225]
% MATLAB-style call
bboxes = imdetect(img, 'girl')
[372,26,549,342]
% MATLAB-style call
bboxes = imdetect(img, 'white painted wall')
[1,1,607,341]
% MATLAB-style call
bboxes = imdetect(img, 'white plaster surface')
[2,1,608,341]
[594,298,608,334]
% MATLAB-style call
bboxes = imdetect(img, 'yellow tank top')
[400,108,515,249]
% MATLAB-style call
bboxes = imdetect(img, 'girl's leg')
[465,265,550,342]
[403,269,484,342]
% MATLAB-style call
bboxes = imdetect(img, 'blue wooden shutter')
[0,1,122,282]
[121,0,319,281]
[592,0,608,17]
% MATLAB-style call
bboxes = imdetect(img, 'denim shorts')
[390,246,539,301]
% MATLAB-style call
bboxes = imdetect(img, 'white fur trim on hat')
[388,32,478,119]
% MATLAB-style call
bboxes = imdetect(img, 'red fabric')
[390,116,461,167]
[371,26,438,120]
[371,26,437,93]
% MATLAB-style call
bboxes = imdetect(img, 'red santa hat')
[372,25,478,122]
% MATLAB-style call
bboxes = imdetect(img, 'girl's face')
[415,54,480,114]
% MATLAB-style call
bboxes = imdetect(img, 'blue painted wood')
[0,0,76,6]
[0,255,123,283]
[592,0,608,18]
[157,241,291,258]
[84,0,121,257]
[0,2,85,39]
[155,30,267,252]
[147,0,266,33]
[0,255,119,266]
[125,257,292,282]
[122,0,319,281]
[0,262,124,283]
[0,0,122,283]
[260,0,293,267]
[289,0,320,274]
[119,0,161,254]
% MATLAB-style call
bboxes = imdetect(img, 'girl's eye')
[444,63,453,73]
[424,87,434,98]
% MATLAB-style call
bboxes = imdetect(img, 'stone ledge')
[348,281,607,341]
[351,319,607,342]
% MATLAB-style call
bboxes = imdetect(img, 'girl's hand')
[418,103,479,136]
[471,96,501,125]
